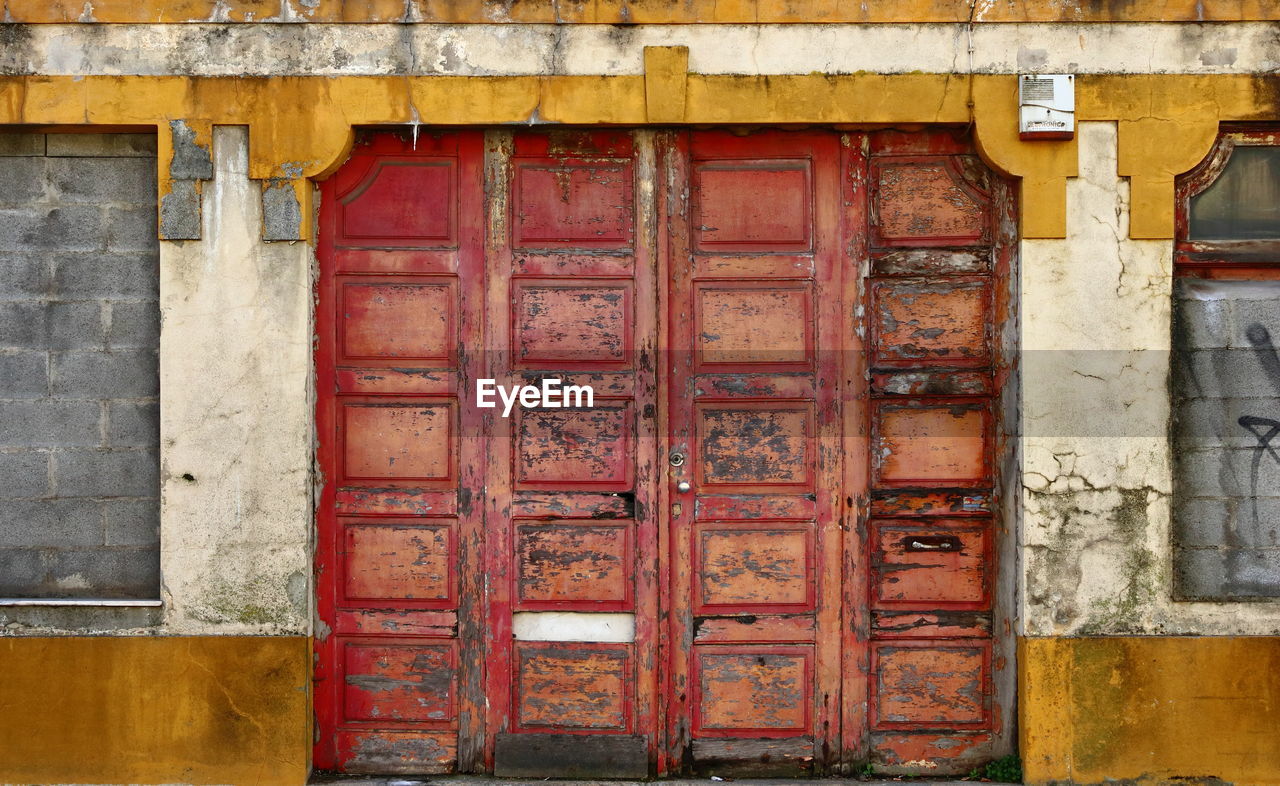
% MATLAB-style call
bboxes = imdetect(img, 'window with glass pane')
[1189,145,1280,241]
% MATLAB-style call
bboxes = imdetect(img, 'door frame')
[311,125,1019,777]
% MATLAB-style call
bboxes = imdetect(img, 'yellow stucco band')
[5,0,1280,23]
[0,636,310,785]
[1021,636,1280,786]
[2,70,1277,239]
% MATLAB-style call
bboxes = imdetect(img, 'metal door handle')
[676,481,692,493]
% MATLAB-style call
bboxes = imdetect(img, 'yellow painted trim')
[2,73,1277,239]
[5,0,1280,23]
[1021,636,1280,786]
[0,636,310,785]
[645,46,690,124]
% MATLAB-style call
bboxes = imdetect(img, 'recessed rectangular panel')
[516,405,632,487]
[873,643,988,728]
[342,642,456,723]
[873,402,988,486]
[344,521,455,604]
[515,645,630,731]
[870,490,992,518]
[335,488,457,516]
[872,522,987,606]
[512,490,634,520]
[517,522,631,606]
[694,615,816,643]
[342,402,453,481]
[695,163,812,252]
[695,648,811,734]
[335,609,457,637]
[337,730,456,775]
[341,280,455,362]
[871,610,991,639]
[514,163,633,248]
[696,494,817,521]
[695,525,813,612]
[696,284,811,367]
[872,279,989,363]
[698,404,813,488]
[873,159,985,246]
[340,160,456,246]
[514,281,632,366]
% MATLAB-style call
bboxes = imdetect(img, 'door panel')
[316,131,487,775]
[665,131,844,775]
[316,127,1012,777]
[483,130,659,777]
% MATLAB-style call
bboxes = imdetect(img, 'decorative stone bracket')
[158,119,213,241]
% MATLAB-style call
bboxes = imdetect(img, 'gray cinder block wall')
[0,133,160,599]
[1173,278,1280,599]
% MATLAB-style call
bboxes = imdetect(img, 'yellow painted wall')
[1021,637,1280,785]
[0,636,310,785]
[4,0,1279,23]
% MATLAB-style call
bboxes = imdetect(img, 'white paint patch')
[512,612,636,643]
[5,23,1280,77]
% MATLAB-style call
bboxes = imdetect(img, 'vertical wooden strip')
[989,171,1021,758]
[313,154,341,772]
[632,128,661,773]
[662,130,695,774]
[840,131,872,771]
[812,132,845,773]
[481,129,515,772]
[455,130,488,772]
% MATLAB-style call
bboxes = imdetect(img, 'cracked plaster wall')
[1021,121,1280,636]
[155,126,313,635]
[1,23,1279,77]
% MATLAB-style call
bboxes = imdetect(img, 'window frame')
[1176,125,1280,279]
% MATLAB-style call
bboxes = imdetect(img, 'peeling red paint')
[315,128,1013,776]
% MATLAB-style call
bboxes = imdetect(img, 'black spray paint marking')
[1237,324,1280,529]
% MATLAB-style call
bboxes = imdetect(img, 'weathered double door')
[315,129,1008,776]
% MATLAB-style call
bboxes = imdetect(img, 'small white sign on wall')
[1019,74,1075,140]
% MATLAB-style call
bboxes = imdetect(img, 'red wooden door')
[661,130,846,774]
[314,127,1012,777]
[480,130,660,777]
[314,131,488,774]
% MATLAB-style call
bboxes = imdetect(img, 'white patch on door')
[512,612,636,642]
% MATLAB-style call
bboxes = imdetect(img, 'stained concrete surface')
[311,779,977,786]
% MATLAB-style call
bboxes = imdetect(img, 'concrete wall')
[157,127,314,635]
[0,133,160,600]
[1,126,314,634]
[2,23,1279,77]
[1173,279,1280,600]
[1021,121,1280,637]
